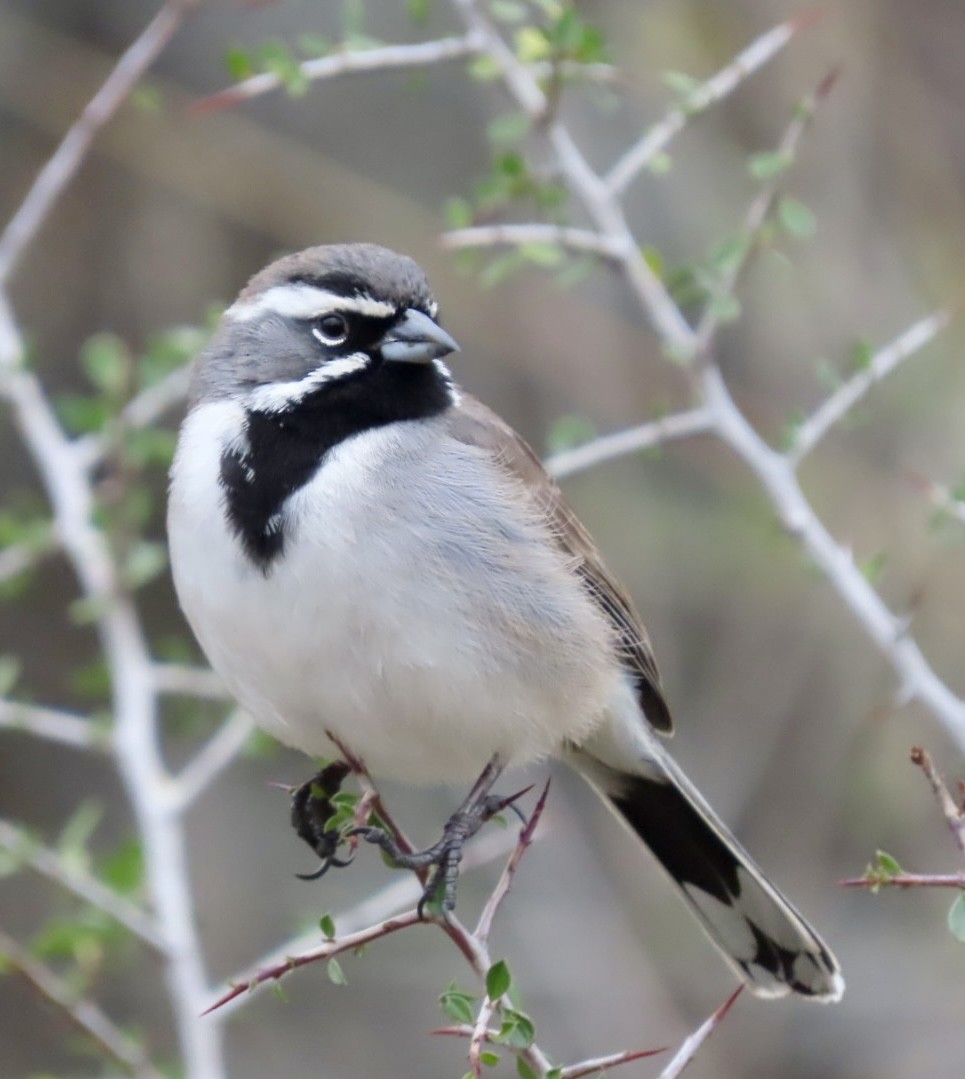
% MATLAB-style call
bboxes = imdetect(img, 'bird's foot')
[351,757,524,917]
[290,761,356,881]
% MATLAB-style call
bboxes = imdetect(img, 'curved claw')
[295,849,356,882]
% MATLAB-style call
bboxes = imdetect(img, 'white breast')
[167,401,621,783]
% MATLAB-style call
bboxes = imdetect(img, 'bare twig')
[840,872,965,889]
[194,34,481,114]
[0,0,198,285]
[0,818,165,949]
[441,224,622,260]
[152,663,229,700]
[693,69,839,361]
[0,928,166,1079]
[605,11,823,196]
[475,778,549,942]
[911,746,965,862]
[169,709,255,812]
[789,309,954,465]
[560,1045,667,1079]
[653,987,743,1079]
[546,407,714,480]
[0,697,107,750]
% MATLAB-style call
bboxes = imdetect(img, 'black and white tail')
[572,729,844,1001]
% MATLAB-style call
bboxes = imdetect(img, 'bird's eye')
[313,313,349,345]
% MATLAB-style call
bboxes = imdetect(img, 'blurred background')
[2,0,965,1076]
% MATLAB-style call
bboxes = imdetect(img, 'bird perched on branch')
[167,242,843,1001]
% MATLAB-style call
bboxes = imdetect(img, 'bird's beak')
[378,308,460,364]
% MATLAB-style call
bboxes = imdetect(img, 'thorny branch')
[2,2,963,1077]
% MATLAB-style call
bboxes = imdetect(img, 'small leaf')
[486,959,512,1000]
[439,981,476,1024]
[491,0,527,21]
[327,957,348,985]
[480,1050,501,1067]
[444,197,474,230]
[81,333,130,397]
[296,33,331,57]
[707,293,741,323]
[748,150,793,180]
[515,26,552,63]
[487,111,531,144]
[271,981,289,1002]
[319,914,336,941]
[648,151,673,175]
[546,414,596,455]
[662,70,702,99]
[948,894,965,943]
[850,339,874,371]
[517,1057,538,1079]
[122,541,168,590]
[470,55,502,81]
[875,850,903,876]
[0,656,21,696]
[778,197,817,240]
[225,44,254,81]
[520,241,563,268]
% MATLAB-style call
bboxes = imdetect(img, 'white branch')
[546,407,714,480]
[0,290,225,1079]
[0,927,166,1079]
[0,0,197,285]
[152,662,230,700]
[0,697,106,750]
[0,818,165,949]
[701,364,965,747]
[197,34,482,112]
[441,224,622,260]
[653,988,742,1079]
[606,13,816,196]
[789,308,953,465]
[170,710,255,812]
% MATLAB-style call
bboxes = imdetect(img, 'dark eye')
[314,314,349,345]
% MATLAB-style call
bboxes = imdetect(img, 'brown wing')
[447,394,673,735]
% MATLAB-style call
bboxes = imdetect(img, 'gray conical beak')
[378,308,459,364]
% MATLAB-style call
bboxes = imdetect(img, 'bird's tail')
[571,725,844,1001]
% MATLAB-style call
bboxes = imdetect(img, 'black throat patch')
[219,360,452,572]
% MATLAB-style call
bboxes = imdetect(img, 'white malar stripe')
[226,283,397,323]
[433,359,461,405]
[246,353,371,412]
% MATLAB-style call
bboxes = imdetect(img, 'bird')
[167,242,843,1002]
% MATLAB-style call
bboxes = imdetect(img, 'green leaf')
[517,1057,539,1079]
[858,549,888,585]
[497,1008,536,1049]
[874,850,903,876]
[444,197,474,230]
[470,55,502,81]
[480,251,526,288]
[515,26,552,64]
[850,338,874,371]
[327,957,348,985]
[707,293,741,323]
[480,1050,500,1067]
[407,0,432,22]
[648,151,673,175]
[439,981,476,1024]
[546,413,596,454]
[297,33,331,57]
[662,70,702,99]
[778,196,817,240]
[491,0,527,21]
[748,150,793,180]
[0,656,21,696]
[319,914,336,941]
[520,241,563,267]
[122,542,168,590]
[486,959,512,1000]
[57,801,103,873]
[487,111,531,144]
[948,894,965,942]
[81,333,130,397]
[100,838,144,895]
[225,44,254,81]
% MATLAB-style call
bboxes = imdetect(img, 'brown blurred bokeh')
[2,1,965,1077]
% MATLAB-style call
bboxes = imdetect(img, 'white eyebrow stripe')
[246,352,371,412]
[226,283,397,322]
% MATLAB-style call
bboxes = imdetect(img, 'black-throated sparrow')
[167,243,843,1001]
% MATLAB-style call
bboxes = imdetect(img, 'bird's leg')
[290,760,356,881]
[351,754,518,916]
